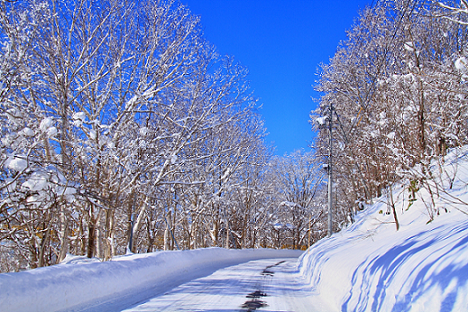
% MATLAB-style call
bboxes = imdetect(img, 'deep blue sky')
[182,0,373,155]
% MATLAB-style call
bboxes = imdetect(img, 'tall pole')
[327,101,333,237]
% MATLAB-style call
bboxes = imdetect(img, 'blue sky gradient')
[182,0,373,155]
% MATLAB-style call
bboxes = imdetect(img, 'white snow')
[123,257,322,312]
[89,129,97,140]
[0,248,301,312]
[139,127,149,136]
[38,117,57,137]
[299,146,468,312]
[39,117,54,132]
[5,156,27,171]
[46,126,57,137]
[221,167,230,181]
[455,56,467,72]
[72,112,86,126]
[72,112,86,122]
[19,127,34,137]
[1,148,468,312]
[404,41,415,52]
[315,116,328,126]
[171,153,178,165]
[22,171,49,191]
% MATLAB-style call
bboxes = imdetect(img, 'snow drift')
[299,147,468,312]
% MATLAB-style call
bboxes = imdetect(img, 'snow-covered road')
[123,258,326,312]
[1,248,304,312]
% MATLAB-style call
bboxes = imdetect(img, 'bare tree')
[313,0,468,229]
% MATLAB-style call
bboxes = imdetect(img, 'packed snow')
[1,148,468,311]
[121,257,333,312]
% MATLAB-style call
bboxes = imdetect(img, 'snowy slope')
[0,248,302,312]
[299,147,468,312]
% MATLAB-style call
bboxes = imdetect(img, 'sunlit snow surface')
[299,146,468,312]
[1,148,468,311]
[0,249,302,311]
[123,258,324,312]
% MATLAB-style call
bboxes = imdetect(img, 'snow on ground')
[0,248,302,312]
[2,147,468,312]
[299,146,468,312]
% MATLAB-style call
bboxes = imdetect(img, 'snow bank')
[299,147,468,312]
[0,248,302,312]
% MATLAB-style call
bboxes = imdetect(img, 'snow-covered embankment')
[299,147,468,312]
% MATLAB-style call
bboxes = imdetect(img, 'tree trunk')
[225,219,230,249]
[146,217,154,253]
[96,223,101,258]
[79,216,86,256]
[192,222,197,249]
[104,209,114,260]
[29,237,38,269]
[250,227,257,249]
[87,215,96,258]
[38,228,50,267]
[164,211,172,251]
[388,185,399,231]
[58,205,69,262]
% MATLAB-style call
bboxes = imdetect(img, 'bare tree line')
[0,0,327,272]
[312,0,468,231]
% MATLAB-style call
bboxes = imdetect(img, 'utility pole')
[327,101,333,237]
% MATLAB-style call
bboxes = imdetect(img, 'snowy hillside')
[299,147,468,312]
